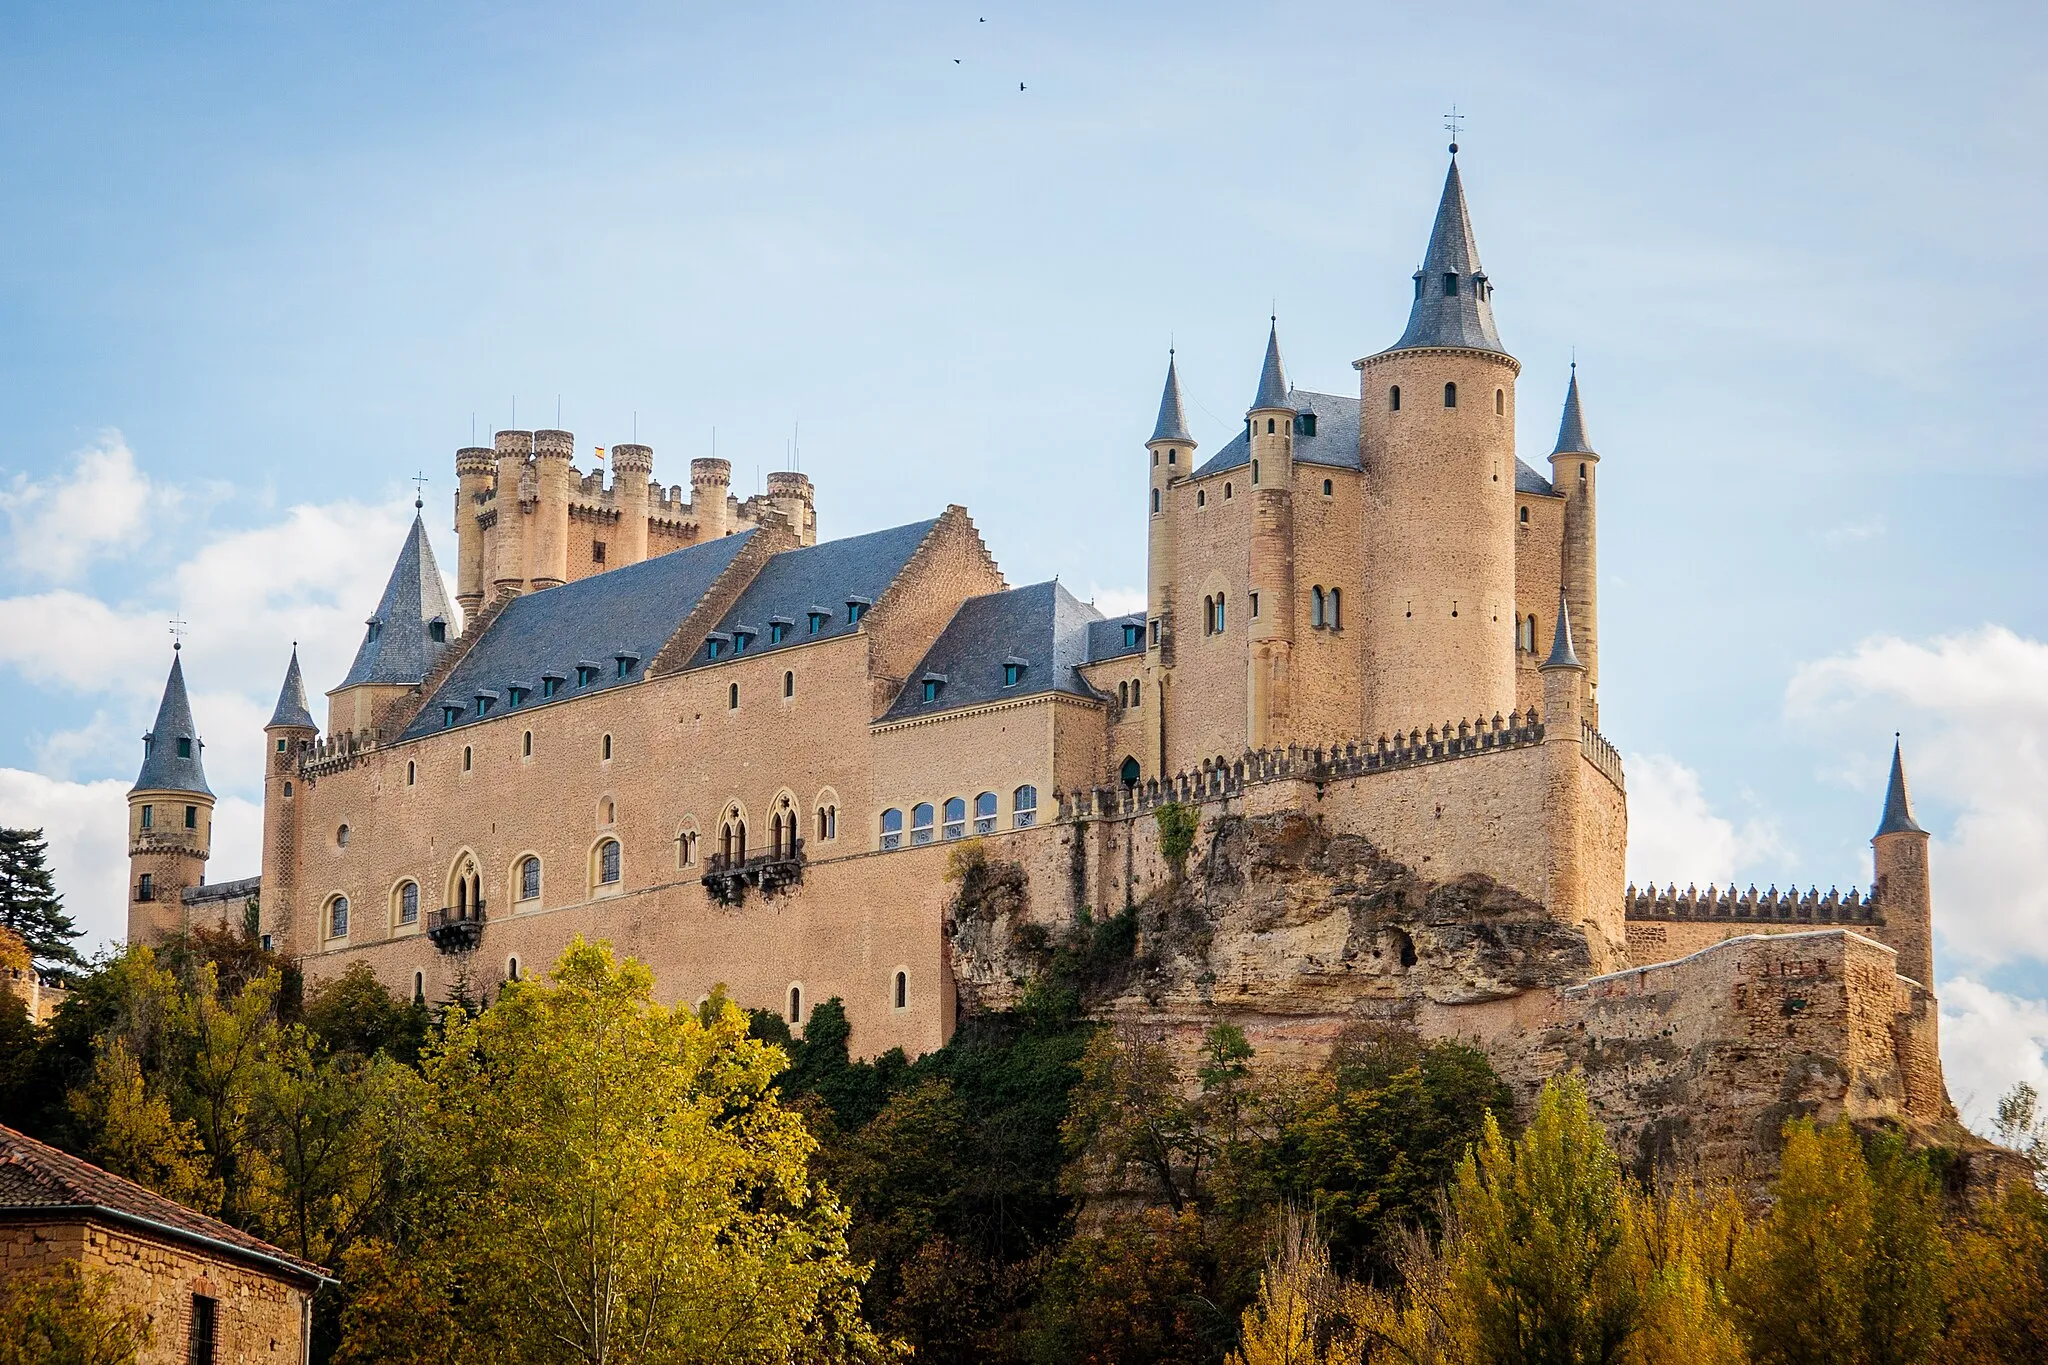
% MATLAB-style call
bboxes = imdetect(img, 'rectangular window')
[542,677,561,698]
[188,1293,218,1365]
[592,540,607,564]
[276,738,286,753]
[177,737,192,758]
[616,658,630,679]
[1444,272,1458,295]
[137,873,153,901]
[1250,592,1260,619]
[442,707,460,728]
[770,622,787,643]
[847,601,866,624]
[1003,663,1020,687]
[184,806,197,829]
[1150,620,1160,647]
[922,680,940,702]
[140,805,153,831]
[808,612,825,634]
[732,633,749,654]
[507,687,528,706]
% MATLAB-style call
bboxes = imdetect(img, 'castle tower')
[327,511,458,735]
[1547,367,1601,724]
[765,469,817,546]
[610,444,655,566]
[453,445,495,616]
[1357,149,1519,739]
[1872,740,1933,986]
[529,428,575,589]
[260,646,317,951]
[1246,322,1298,748]
[489,430,533,598]
[691,457,732,538]
[1145,352,1194,771]
[127,648,213,945]
[1538,593,1592,944]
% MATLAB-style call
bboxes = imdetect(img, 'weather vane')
[168,615,188,650]
[412,471,430,509]
[1444,104,1465,153]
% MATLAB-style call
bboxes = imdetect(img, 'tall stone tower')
[1548,368,1601,724]
[127,648,214,945]
[1358,149,1519,738]
[1873,741,1934,986]
[1145,352,1194,773]
[1245,323,1298,748]
[260,646,318,950]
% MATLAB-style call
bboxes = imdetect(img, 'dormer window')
[847,598,870,624]
[732,628,753,654]
[575,664,601,687]
[366,621,383,642]
[428,618,447,643]
[807,609,829,635]
[1443,272,1459,296]
[176,737,192,758]
[507,685,529,706]
[474,691,497,717]
[615,653,639,679]
[1003,663,1021,687]
[706,635,727,660]
[541,673,564,698]
[1295,412,1317,436]
[442,706,461,728]
[769,619,789,644]
[921,673,947,703]
[1123,623,1142,648]
[1413,273,1423,299]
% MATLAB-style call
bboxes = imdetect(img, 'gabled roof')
[266,647,317,730]
[1193,388,1360,478]
[132,651,211,797]
[337,514,458,690]
[0,1123,328,1286]
[879,581,1103,723]
[1087,612,1146,663]
[400,532,755,740]
[686,519,942,670]
[1552,369,1595,455]
[1383,156,1507,357]
[1251,321,1290,412]
[1875,741,1927,837]
[1149,353,1194,445]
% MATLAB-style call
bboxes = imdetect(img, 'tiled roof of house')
[0,1123,329,1285]
[131,652,211,797]
[1515,459,1557,495]
[338,514,458,690]
[879,580,1104,723]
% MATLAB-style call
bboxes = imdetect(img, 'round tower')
[611,443,656,565]
[1358,149,1519,738]
[1145,351,1195,772]
[260,646,317,953]
[454,445,495,615]
[765,470,816,545]
[1246,322,1298,749]
[1547,367,1600,725]
[529,428,574,589]
[691,457,732,539]
[489,430,534,597]
[1872,739,1934,987]
[127,648,214,946]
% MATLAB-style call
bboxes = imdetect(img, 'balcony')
[702,838,804,907]
[427,901,486,954]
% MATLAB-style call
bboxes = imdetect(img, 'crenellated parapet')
[1624,880,1884,926]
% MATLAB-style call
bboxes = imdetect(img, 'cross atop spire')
[1444,104,1465,154]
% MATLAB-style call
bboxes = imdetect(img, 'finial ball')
[1448,141,1459,154]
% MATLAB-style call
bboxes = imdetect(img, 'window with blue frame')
[733,631,751,654]
[443,706,461,728]
[1123,623,1142,648]
[847,601,867,624]
[922,679,941,702]
[707,638,724,660]
[576,665,600,687]
[507,686,527,706]
[770,622,787,644]
[474,696,492,717]
[808,611,827,634]
[1003,663,1021,687]
[615,657,632,679]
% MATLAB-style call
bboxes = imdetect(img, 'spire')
[337,512,458,690]
[132,650,212,797]
[1551,366,1595,455]
[1875,739,1927,837]
[1250,319,1290,412]
[1384,154,1506,356]
[1541,590,1583,670]
[266,646,317,730]
[1149,351,1194,445]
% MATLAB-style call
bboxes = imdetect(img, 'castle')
[123,149,1958,1159]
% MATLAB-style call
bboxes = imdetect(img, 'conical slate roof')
[1149,353,1194,445]
[1875,740,1927,837]
[1542,591,1583,671]
[1551,368,1595,455]
[266,647,317,730]
[132,651,212,797]
[1250,321,1290,412]
[1385,157,1506,356]
[337,514,457,690]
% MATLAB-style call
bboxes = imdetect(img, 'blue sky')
[1,1,2044,1125]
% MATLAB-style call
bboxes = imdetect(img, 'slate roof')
[1552,369,1595,455]
[1251,322,1290,411]
[1383,157,1508,357]
[1087,612,1147,662]
[400,532,755,740]
[879,581,1104,723]
[1515,460,1557,495]
[1876,741,1927,837]
[266,647,317,730]
[1542,591,1583,670]
[0,1122,329,1285]
[338,514,458,690]
[1149,354,1194,445]
[1193,388,1361,479]
[132,651,211,797]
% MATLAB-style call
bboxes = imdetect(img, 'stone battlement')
[1624,880,1884,925]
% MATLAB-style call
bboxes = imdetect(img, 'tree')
[1940,1184,2048,1365]
[1230,1215,1364,1365]
[1062,1025,1207,1212]
[0,1265,148,1365]
[66,1039,220,1214]
[0,828,82,970]
[1994,1082,2048,1183]
[339,937,890,1365]
[302,960,428,1064]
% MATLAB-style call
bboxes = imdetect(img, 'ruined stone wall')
[0,1218,311,1365]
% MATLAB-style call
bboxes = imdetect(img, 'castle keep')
[127,150,1959,1159]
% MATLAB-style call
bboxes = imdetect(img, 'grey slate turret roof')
[1551,369,1595,455]
[338,514,458,691]
[1250,322,1290,412]
[1542,591,1583,670]
[266,647,317,730]
[880,581,1103,723]
[1149,353,1194,445]
[132,651,212,797]
[1384,156,1507,357]
[1875,741,1927,837]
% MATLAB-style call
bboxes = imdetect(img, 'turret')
[1245,321,1298,748]
[1872,740,1933,986]
[453,445,495,615]
[1538,593,1592,946]
[691,457,732,539]
[765,469,817,545]
[489,430,533,597]
[1145,351,1193,672]
[529,428,574,589]
[327,511,458,736]
[260,646,317,952]
[1358,148,1519,739]
[1547,367,1600,724]
[127,648,214,945]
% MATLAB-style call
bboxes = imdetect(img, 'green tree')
[0,1265,148,1365]
[1062,1025,1207,1212]
[0,828,82,970]
[302,960,428,1063]
[1940,1184,2048,1365]
[66,1039,221,1214]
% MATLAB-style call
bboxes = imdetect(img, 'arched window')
[1224,482,1233,499]
[337,823,350,848]
[523,731,533,757]
[1328,588,1341,628]
[1252,459,1261,483]
[720,812,747,865]
[328,896,349,939]
[507,956,521,982]
[728,683,739,710]
[1118,680,1129,706]
[1390,385,1401,411]
[406,760,416,786]
[397,881,419,926]
[1131,678,1141,705]
[597,839,621,885]
[1444,382,1457,408]
[942,797,967,841]
[519,856,541,902]
[894,970,908,1010]
[771,795,797,858]
[788,985,803,1025]
[1311,587,1324,628]
[1013,785,1038,828]
[1519,505,1529,525]
[600,797,615,825]
[676,827,698,868]
[1323,478,1333,496]
[973,791,998,834]
[1495,388,1504,415]
[1214,594,1226,632]
[880,808,904,850]
[1121,756,1142,786]
[413,971,425,1006]
[911,803,935,846]
[602,734,613,760]
[1265,419,1275,434]
[783,670,794,698]
[1150,488,1159,513]
[1202,595,1214,635]
[462,745,472,771]
[1197,489,1207,507]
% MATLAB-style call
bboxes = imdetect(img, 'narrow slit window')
[1390,385,1401,411]
[1444,382,1457,408]
[894,971,907,1009]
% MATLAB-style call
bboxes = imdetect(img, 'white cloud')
[1939,976,2048,1136]
[0,434,173,582]
[1084,584,1147,618]
[1624,753,1788,890]
[1787,626,2048,970]
[0,770,132,952]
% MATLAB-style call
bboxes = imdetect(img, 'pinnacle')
[1250,320,1290,413]
[1875,739,1927,837]
[1384,153,1507,357]
[1149,352,1194,445]
[1541,590,1583,671]
[1551,368,1595,456]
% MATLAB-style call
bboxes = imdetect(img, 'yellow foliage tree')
[67,1039,221,1215]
